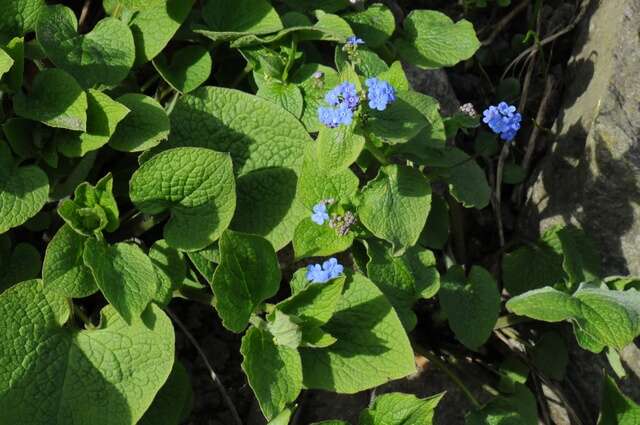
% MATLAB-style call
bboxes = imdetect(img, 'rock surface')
[404,63,461,116]
[522,0,640,276]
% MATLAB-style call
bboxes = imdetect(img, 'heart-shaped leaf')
[13,68,88,131]
[153,45,212,94]
[37,5,135,88]
[0,142,49,234]
[0,279,175,425]
[130,147,237,251]
[0,0,44,41]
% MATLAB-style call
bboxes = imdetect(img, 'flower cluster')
[318,82,360,128]
[365,78,396,111]
[482,102,522,142]
[329,211,357,236]
[306,258,344,284]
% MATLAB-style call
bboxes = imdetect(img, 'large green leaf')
[130,147,236,251]
[139,361,193,425]
[365,92,428,145]
[300,273,416,393]
[37,5,135,88]
[0,280,174,425]
[241,326,302,420]
[109,94,169,152]
[43,224,98,298]
[200,0,283,43]
[0,47,14,79]
[439,266,500,350]
[293,218,354,259]
[0,242,40,293]
[290,63,340,132]
[148,239,186,307]
[83,239,158,324]
[0,142,49,234]
[358,164,431,255]
[256,79,304,118]
[153,46,212,94]
[211,230,281,333]
[395,10,480,69]
[56,89,130,157]
[164,86,312,249]
[13,68,87,131]
[507,285,640,352]
[360,392,444,425]
[127,0,195,65]
[366,240,440,330]
[344,3,395,48]
[0,0,45,41]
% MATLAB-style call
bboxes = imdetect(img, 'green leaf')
[13,68,88,131]
[153,45,212,94]
[149,239,186,306]
[291,63,340,132]
[2,37,25,92]
[56,89,130,157]
[0,0,44,41]
[439,265,500,350]
[555,225,601,285]
[419,194,449,249]
[211,230,281,333]
[0,280,174,425]
[0,47,14,79]
[277,276,345,327]
[43,224,98,298]
[344,3,395,48]
[165,86,312,249]
[502,235,565,296]
[315,123,366,170]
[227,10,352,48]
[396,10,480,69]
[297,157,359,210]
[506,287,581,322]
[108,93,169,152]
[241,326,302,420]
[267,310,303,348]
[391,91,446,157]
[366,92,428,145]
[466,384,537,425]
[0,142,49,234]
[293,218,354,259]
[0,242,40,293]
[257,79,304,118]
[130,147,236,251]
[58,173,119,236]
[300,273,416,393]
[377,61,411,92]
[358,164,432,255]
[139,361,193,425]
[127,0,195,65]
[83,239,158,323]
[200,0,283,43]
[446,156,491,209]
[599,375,640,425]
[37,5,135,88]
[507,285,640,352]
[360,392,444,425]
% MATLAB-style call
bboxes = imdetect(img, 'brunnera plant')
[0,1,638,424]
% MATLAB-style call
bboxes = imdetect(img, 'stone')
[403,63,461,116]
[522,0,640,276]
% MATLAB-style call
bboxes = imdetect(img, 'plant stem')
[166,308,243,425]
[73,304,95,329]
[495,143,510,247]
[414,344,482,409]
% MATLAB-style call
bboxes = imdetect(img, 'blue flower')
[322,258,344,279]
[346,36,365,46]
[306,264,330,284]
[482,102,522,142]
[365,78,396,111]
[318,81,360,128]
[311,202,330,225]
[306,257,345,283]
